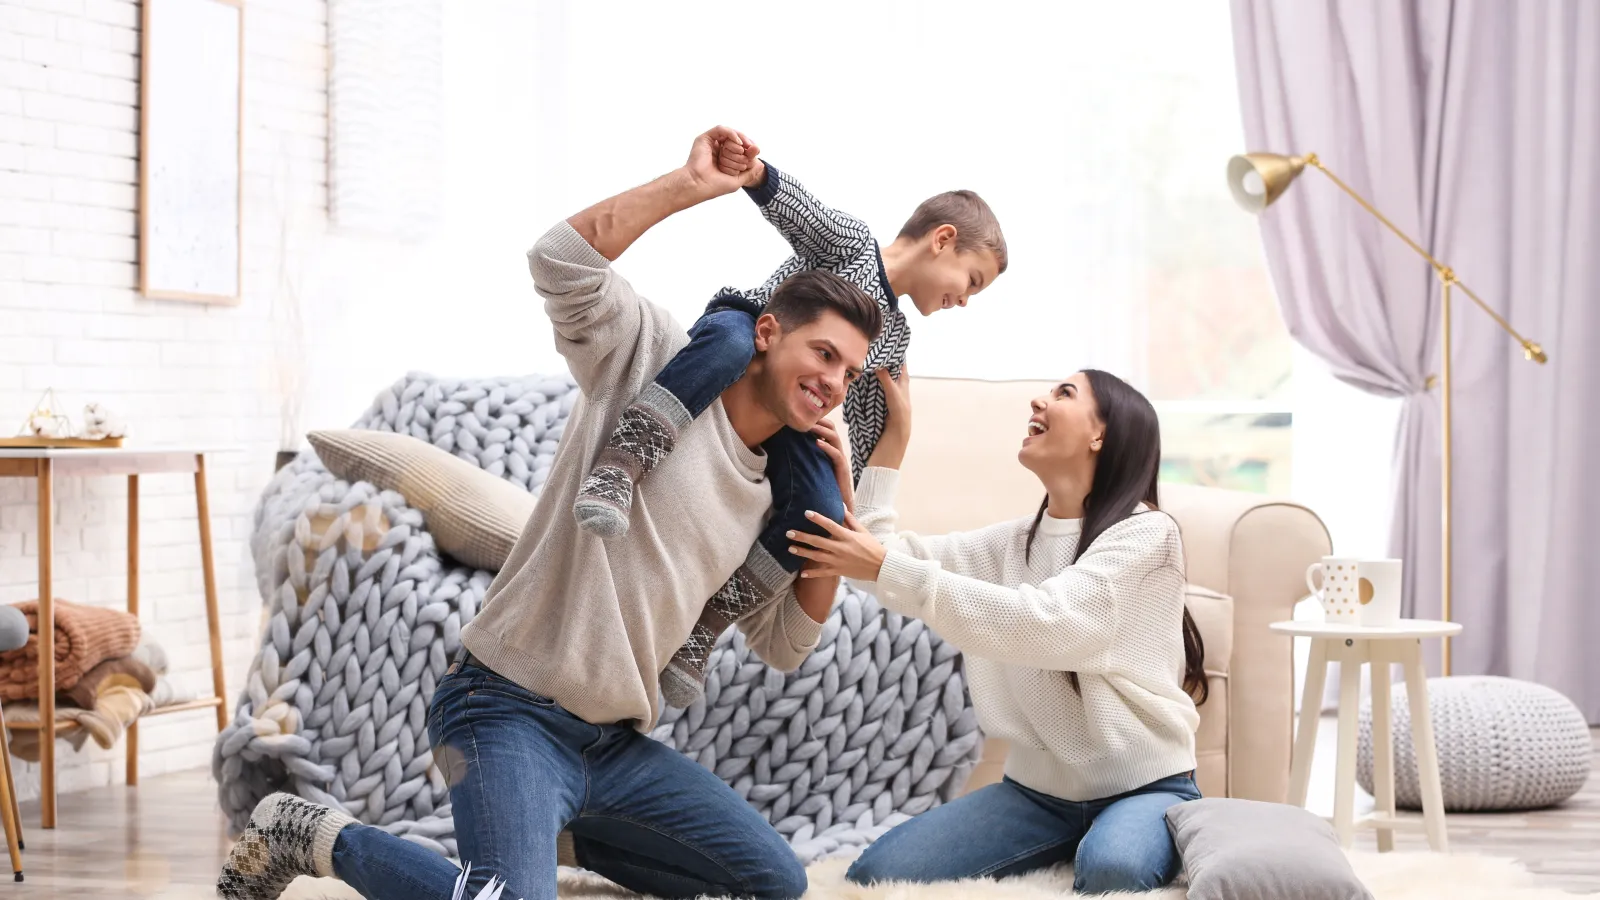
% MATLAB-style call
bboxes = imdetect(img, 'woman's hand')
[810,416,854,513]
[788,511,887,582]
[867,366,911,470]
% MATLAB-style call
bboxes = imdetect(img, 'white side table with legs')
[1270,619,1463,853]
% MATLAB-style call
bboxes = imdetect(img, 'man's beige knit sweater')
[459,221,824,730]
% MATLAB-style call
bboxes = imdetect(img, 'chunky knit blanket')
[215,372,982,863]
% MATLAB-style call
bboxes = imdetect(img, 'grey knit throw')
[215,372,982,863]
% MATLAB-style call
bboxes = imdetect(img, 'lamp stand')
[1295,155,1546,677]
[1439,271,1454,676]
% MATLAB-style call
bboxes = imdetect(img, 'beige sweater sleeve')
[853,467,1183,673]
[528,220,680,400]
[735,587,824,672]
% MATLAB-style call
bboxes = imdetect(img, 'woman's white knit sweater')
[851,467,1200,802]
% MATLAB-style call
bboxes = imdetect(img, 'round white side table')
[1270,618,1463,853]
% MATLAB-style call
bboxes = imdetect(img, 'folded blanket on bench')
[62,654,158,709]
[0,599,141,701]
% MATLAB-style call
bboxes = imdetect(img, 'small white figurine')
[80,402,127,440]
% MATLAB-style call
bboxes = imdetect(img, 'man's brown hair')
[766,270,883,342]
[898,190,1008,274]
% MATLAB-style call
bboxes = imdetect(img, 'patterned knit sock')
[216,793,355,900]
[573,383,691,539]
[661,544,793,709]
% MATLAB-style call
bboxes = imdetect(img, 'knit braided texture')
[1357,674,1591,812]
[215,371,982,864]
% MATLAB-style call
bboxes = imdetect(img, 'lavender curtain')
[1231,0,1600,720]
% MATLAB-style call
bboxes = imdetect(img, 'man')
[217,127,881,900]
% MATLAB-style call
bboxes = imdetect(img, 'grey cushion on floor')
[1166,798,1373,900]
[1358,675,1591,811]
[0,604,27,654]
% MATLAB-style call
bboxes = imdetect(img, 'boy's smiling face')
[905,226,1002,317]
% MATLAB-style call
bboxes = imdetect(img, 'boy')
[575,132,1008,707]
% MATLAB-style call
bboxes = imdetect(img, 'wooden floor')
[0,724,1595,897]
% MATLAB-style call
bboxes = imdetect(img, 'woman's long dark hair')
[1023,369,1209,705]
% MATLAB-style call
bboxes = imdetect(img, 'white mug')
[1306,556,1361,623]
[1355,558,1403,627]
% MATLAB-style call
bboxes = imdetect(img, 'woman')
[793,368,1207,894]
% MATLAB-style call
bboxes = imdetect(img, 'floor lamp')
[1226,152,1548,676]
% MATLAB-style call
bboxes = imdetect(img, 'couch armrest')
[1160,483,1331,802]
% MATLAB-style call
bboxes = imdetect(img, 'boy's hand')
[683,126,750,197]
[716,130,767,188]
[867,367,912,469]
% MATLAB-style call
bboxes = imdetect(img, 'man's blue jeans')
[846,773,1201,894]
[328,659,807,900]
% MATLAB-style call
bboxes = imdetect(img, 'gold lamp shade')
[1227,153,1308,213]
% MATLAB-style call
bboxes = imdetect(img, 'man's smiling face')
[751,308,869,431]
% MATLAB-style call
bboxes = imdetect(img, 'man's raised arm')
[566,127,748,260]
[530,127,748,394]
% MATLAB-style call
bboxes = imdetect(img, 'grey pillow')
[1165,798,1373,900]
[0,604,26,654]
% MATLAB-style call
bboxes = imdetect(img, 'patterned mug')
[1306,556,1362,623]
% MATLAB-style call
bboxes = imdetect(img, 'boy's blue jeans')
[330,657,808,900]
[654,295,847,572]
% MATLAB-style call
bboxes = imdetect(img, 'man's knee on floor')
[461,867,519,898]
[751,854,808,900]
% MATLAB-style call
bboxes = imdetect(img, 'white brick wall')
[0,0,336,800]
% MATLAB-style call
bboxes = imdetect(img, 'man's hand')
[866,367,912,469]
[715,130,767,189]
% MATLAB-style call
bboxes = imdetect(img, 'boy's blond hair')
[897,190,1008,274]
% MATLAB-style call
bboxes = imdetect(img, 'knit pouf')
[1356,675,1591,811]
[217,371,981,865]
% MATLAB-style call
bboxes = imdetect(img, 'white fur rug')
[277,849,1575,899]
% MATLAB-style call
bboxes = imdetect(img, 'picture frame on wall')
[138,0,244,304]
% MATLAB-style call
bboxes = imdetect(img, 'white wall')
[0,0,369,799]
[410,0,1256,389]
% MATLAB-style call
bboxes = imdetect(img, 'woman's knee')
[1072,845,1179,894]
[844,851,884,886]
[845,842,923,887]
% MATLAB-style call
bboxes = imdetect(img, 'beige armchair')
[853,376,1331,803]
